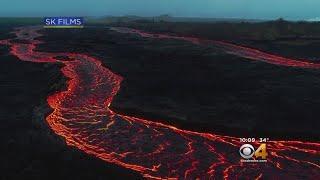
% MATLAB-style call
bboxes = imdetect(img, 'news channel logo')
[239,143,268,163]
[43,17,84,28]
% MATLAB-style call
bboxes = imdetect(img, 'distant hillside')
[87,15,265,24]
[0,17,42,25]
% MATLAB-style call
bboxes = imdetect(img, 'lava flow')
[1,26,319,179]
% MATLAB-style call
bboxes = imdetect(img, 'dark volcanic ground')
[0,26,141,180]
[36,26,320,140]
[1,23,320,179]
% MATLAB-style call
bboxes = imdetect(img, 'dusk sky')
[1,0,319,20]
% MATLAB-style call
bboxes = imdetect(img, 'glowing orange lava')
[1,26,319,179]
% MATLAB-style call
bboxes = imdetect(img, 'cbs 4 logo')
[239,143,268,159]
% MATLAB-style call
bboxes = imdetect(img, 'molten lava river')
[0,26,319,179]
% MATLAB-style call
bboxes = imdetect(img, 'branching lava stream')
[0,26,319,179]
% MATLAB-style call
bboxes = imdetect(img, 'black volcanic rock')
[36,25,320,140]
[0,26,141,180]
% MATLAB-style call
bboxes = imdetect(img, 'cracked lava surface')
[0,26,319,179]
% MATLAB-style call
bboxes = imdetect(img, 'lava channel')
[0,26,319,179]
